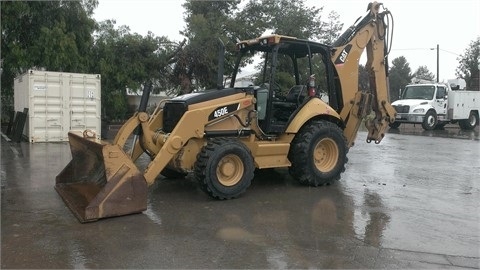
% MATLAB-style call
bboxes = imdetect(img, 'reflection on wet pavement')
[2,128,479,268]
[387,123,479,140]
[354,190,390,247]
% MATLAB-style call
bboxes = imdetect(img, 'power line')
[392,48,461,56]
[439,49,461,56]
[391,48,434,51]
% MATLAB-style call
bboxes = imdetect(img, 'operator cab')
[231,35,336,134]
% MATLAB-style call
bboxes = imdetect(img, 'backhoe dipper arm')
[331,1,396,146]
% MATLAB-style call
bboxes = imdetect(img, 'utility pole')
[430,45,440,82]
[436,44,439,83]
[478,63,480,91]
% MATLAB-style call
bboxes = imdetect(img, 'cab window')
[436,86,446,99]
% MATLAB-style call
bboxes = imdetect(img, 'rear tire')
[288,120,348,186]
[422,110,437,130]
[458,111,478,130]
[194,138,254,199]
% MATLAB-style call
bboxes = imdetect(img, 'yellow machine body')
[55,2,396,222]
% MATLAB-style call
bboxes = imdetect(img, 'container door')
[29,73,64,142]
[69,75,101,139]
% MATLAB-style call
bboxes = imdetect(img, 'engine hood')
[391,99,430,107]
[169,88,246,106]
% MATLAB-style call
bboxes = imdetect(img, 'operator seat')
[274,85,306,108]
[271,85,307,122]
[285,85,307,105]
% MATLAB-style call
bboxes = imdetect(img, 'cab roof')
[236,34,331,56]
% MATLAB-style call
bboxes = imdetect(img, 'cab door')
[434,86,447,119]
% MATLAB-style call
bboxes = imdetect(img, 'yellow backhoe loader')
[56,2,396,222]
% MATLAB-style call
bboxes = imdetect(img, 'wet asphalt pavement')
[1,124,479,269]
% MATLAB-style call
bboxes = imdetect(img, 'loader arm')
[331,1,396,147]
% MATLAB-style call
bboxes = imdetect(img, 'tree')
[412,66,435,82]
[0,0,347,122]
[456,37,480,90]
[92,20,181,119]
[174,0,242,93]
[388,56,412,101]
[318,11,344,45]
[240,0,342,42]
[1,0,98,120]
[358,64,370,91]
[176,0,343,94]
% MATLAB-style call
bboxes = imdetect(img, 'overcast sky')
[93,0,480,83]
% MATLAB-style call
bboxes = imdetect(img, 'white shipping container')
[14,70,101,142]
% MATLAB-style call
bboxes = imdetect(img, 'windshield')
[232,43,329,97]
[401,86,435,100]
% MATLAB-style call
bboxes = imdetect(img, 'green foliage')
[1,0,97,118]
[92,20,180,119]
[456,37,480,90]
[177,0,343,94]
[239,0,342,43]
[0,0,182,121]
[1,0,346,122]
[174,0,242,93]
[389,56,412,101]
[412,66,435,82]
[358,64,370,91]
[275,71,296,96]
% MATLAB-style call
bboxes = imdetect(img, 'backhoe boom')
[332,1,396,146]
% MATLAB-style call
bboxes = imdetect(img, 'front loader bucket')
[55,132,148,222]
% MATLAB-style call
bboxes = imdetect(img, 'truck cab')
[391,83,449,130]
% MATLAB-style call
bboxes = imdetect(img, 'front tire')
[288,120,348,186]
[194,138,254,199]
[422,110,437,130]
[458,111,478,130]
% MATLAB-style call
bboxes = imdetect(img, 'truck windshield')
[401,86,435,100]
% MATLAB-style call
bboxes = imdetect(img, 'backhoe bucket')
[55,132,148,222]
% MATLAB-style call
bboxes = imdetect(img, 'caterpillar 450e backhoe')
[56,2,396,222]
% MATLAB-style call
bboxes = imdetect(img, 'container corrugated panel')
[14,70,101,142]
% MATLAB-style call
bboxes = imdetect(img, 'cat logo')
[334,44,352,65]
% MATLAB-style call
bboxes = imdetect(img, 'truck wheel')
[389,121,401,129]
[459,111,479,130]
[422,110,437,130]
[288,120,348,186]
[194,138,254,199]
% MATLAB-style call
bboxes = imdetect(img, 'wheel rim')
[216,154,244,186]
[313,138,339,172]
[426,115,435,127]
[469,114,477,126]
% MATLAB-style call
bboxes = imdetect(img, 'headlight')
[413,108,425,113]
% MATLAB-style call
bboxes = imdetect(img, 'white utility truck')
[390,82,479,130]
